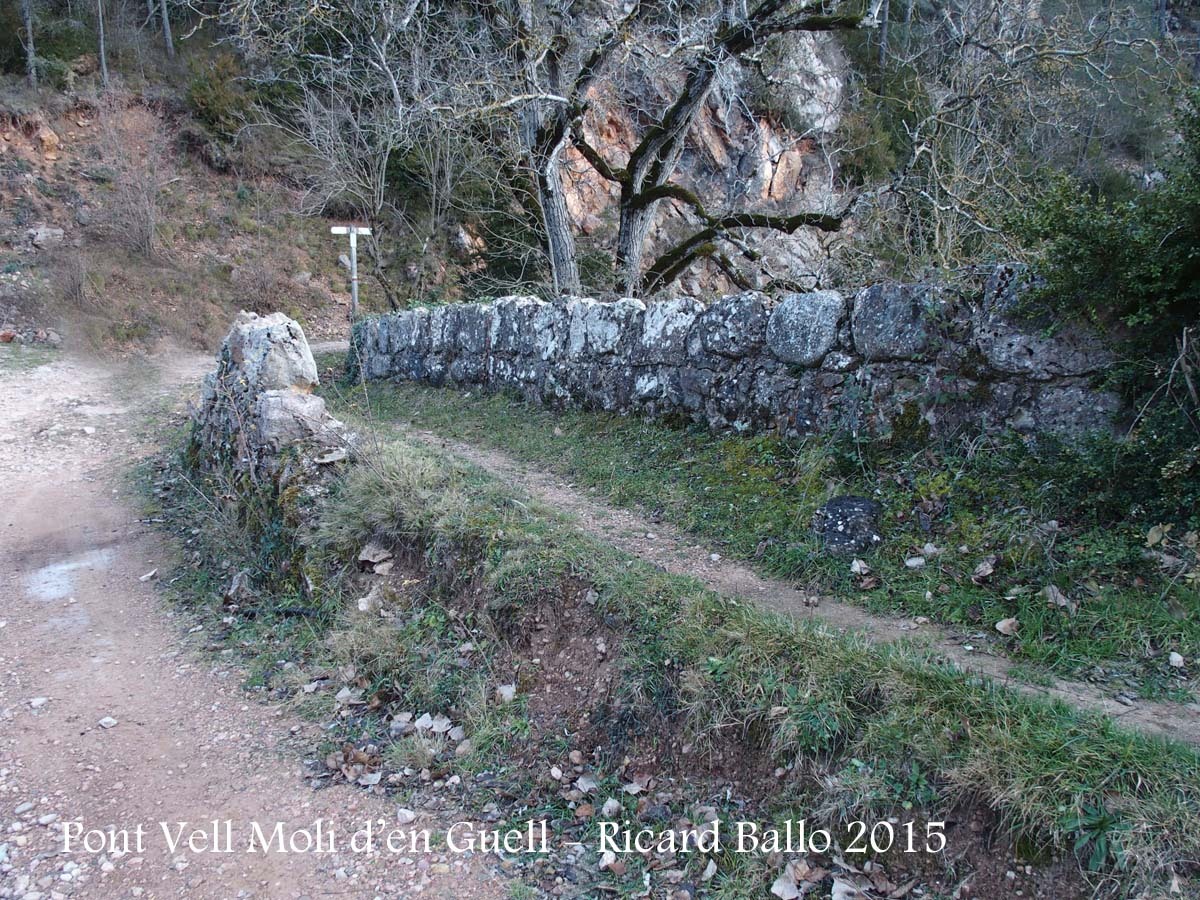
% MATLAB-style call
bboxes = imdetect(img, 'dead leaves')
[995,616,1020,636]
[324,742,382,785]
[1041,584,1077,616]
[971,555,997,584]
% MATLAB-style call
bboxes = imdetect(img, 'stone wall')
[351,268,1121,437]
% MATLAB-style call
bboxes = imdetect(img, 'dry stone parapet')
[351,268,1120,438]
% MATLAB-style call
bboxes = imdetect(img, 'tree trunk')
[20,0,37,89]
[97,0,110,89]
[877,0,890,69]
[614,192,656,296]
[160,0,174,58]
[537,146,581,296]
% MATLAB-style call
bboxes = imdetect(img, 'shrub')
[1018,90,1200,360]
[186,53,251,140]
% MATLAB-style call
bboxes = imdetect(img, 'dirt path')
[0,348,503,900]
[395,426,1200,748]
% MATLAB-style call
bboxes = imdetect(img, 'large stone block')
[974,319,1111,380]
[224,310,318,393]
[766,290,845,366]
[456,303,494,354]
[490,296,542,355]
[851,284,938,361]
[586,298,646,356]
[638,298,704,364]
[698,291,770,358]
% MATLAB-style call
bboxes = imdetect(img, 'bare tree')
[842,0,1181,279]
[97,0,111,89]
[161,0,175,58]
[20,0,37,89]
[571,0,865,294]
[98,104,175,256]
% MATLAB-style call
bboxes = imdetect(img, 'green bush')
[186,53,251,140]
[1018,90,1200,359]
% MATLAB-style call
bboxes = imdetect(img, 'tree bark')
[536,141,581,295]
[97,0,110,89]
[615,189,657,295]
[160,0,175,58]
[877,0,889,70]
[20,0,37,89]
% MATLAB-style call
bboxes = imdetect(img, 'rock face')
[351,267,1121,438]
[193,311,347,471]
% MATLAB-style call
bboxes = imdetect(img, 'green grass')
[319,378,1200,698]
[150,416,1200,894]
[314,436,1200,893]
[0,343,56,373]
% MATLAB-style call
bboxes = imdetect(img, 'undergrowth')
[147,414,1200,896]
[312,441,1200,888]
[317,377,1200,700]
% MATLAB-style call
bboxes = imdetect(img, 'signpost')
[330,225,372,319]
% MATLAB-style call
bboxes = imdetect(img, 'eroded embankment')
[168,420,1200,898]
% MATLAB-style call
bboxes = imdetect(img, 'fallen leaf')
[358,542,393,566]
[1042,584,1077,615]
[770,872,801,900]
[335,686,365,707]
[995,617,1020,636]
[575,774,598,793]
[1146,523,1173,547]
[971,556,996,584]
[315,447,347,465]
[850,559,871,576]
[831,877,866,900]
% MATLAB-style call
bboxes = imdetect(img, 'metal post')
[331,225,372,322]
[349,229,359,318]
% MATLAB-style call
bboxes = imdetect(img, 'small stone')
[98,716,118,729]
